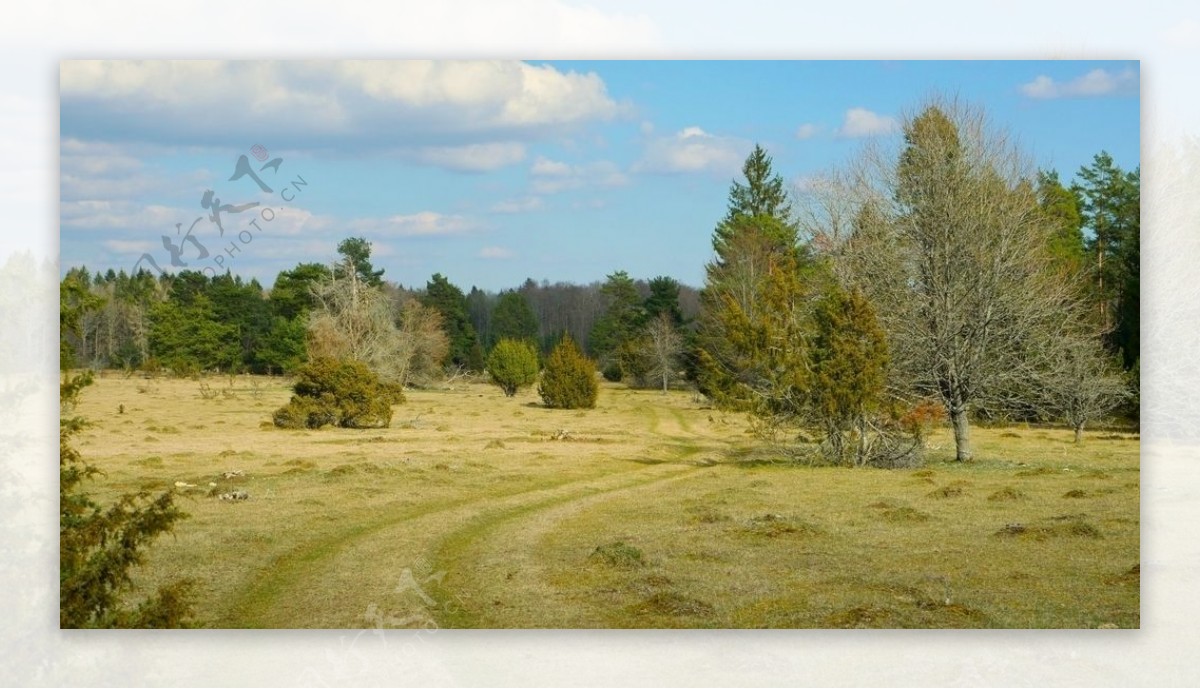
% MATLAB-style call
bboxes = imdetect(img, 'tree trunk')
[950,406,972,461]
[855,416,868,467]
[1074,423,1083,444]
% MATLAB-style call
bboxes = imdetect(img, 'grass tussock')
[994,519,1103,540]
[629,591,714,617]
[325,462,384,477]
[927,480,971,499]
[740,513,823,537]
[1016,466,1058,477]
[881,506,931,523]
[588,541,645,568]
[987,487,1026,501]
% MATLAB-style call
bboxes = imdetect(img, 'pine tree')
[422,273,480,370]
[335,237,385,287]
[589,271,645,364]
[1073,152,1139,344]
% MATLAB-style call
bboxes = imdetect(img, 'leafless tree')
[817,97,1087,461]
[1042,335,1129,443]
[644,312,683,393]
[307,259,447,388]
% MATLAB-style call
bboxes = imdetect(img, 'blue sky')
[59,60,1140,292]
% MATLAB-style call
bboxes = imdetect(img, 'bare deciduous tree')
[307,259,448,388]
[1042,336,1128,443]
[644,312,683,393]
[814,97,1087,461]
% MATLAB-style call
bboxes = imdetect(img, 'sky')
[59,59,1140,292]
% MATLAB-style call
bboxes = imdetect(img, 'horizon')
[60,59,1140,292]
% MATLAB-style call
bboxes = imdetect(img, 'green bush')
[486,339,540,397]
[273,357,401,429]
[601,361,623,382]
[539,334,599,409]
[61,371,194,628]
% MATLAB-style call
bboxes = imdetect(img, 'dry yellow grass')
[71,372,1139,629]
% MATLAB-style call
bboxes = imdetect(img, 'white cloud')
[410,142,527,172]
[490,196,544,213]
[478,246,515,259]
[795,123,821,140]
[1020,68,1139,99]
[59,61,623,165]
[530,156,628,193]
[60,200,185,231]
[101,239,156,255]
[837,108,897,138]
[348,211,477,237]
[531,156,573,176]
[59,139,212,202]
[634,126,749,174]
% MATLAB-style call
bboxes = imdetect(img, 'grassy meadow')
[71,372,1139,629]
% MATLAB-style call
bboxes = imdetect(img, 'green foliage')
[617,336,654,387]
[1073,152,1140,367]
[601,361,623,382]
[269,262,332,320]
[539,334,599,409]
[148,294,241,375]
[644,276,684,327]
[273,357,402,429]
[208,272,272,371]
[423,273,481,371]
[810,284,889,464]
[714,144,796,257]
[335,237,385,287]
[486,338,540,397]
[60,270,104,370]
[60,371,194,628]
[1036,170,1086,276]
[255,315,308,374]
[490,290,539,348]
[467,340,487,373]
[589,271,645,360]
[698,220,821,415]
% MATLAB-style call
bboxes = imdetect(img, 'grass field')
[70,373,1140,629]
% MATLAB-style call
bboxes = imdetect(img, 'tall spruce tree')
[422,273,480,371]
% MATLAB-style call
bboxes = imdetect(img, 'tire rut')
[223,458,691,627]
[425,465,703,627]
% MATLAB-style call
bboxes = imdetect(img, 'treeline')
[58,241,702,383]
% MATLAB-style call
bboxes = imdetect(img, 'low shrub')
[273,357,401,429]
[539,335,599,409]
[486,339,540,397]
